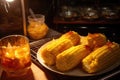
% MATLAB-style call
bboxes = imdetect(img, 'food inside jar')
[1,44,31,71]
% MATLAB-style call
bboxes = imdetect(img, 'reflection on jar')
[27,14,49,40]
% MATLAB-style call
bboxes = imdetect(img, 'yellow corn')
[46,39,74,56]
[56,45,91,71]
[80,36,94,49]
[59,31,80,45]
[82,42,120,73]
[80,33,107,50]
[87,33,107,49]
[40,39,73,65]
[40,31,80,66]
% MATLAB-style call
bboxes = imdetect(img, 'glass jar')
[27,14,49,40]
[0,35,31,77]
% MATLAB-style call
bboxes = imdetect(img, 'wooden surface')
[1,63,53,80]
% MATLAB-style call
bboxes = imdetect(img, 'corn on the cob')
[80,33,107,50]
[82,42,120,73]
[40,39,73,65]
[56,45,91,71]
[39,31,80,66]
[80,36,94,49]
[59,31,80,45]
[87,33,107,49]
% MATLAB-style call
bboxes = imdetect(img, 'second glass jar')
[27,14,49,40]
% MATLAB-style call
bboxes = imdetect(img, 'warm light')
[6,0,14,2]
[0,35,31,77]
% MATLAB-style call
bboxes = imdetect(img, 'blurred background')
[0,0,120,43]
[28,0,120,43]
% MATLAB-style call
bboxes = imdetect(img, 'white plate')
[37,41,120,77]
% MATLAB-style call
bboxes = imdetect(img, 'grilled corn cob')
[80,33,107,50]
[56,45,91,71]
[39,31,80,65]
[80,36,94,49]
[82,42,120,73]
[88,33,107,49]
[40,39,73,65]
[59,31,80,45]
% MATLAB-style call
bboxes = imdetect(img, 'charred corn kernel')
[40,38,73,65]
[82,42,120,73]
[56,45,91,71]
[59,31,80,45]
[88,33,107,49]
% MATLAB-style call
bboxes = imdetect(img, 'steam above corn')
[38,31,120,73]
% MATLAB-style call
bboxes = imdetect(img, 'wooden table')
[1,63,53,80]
